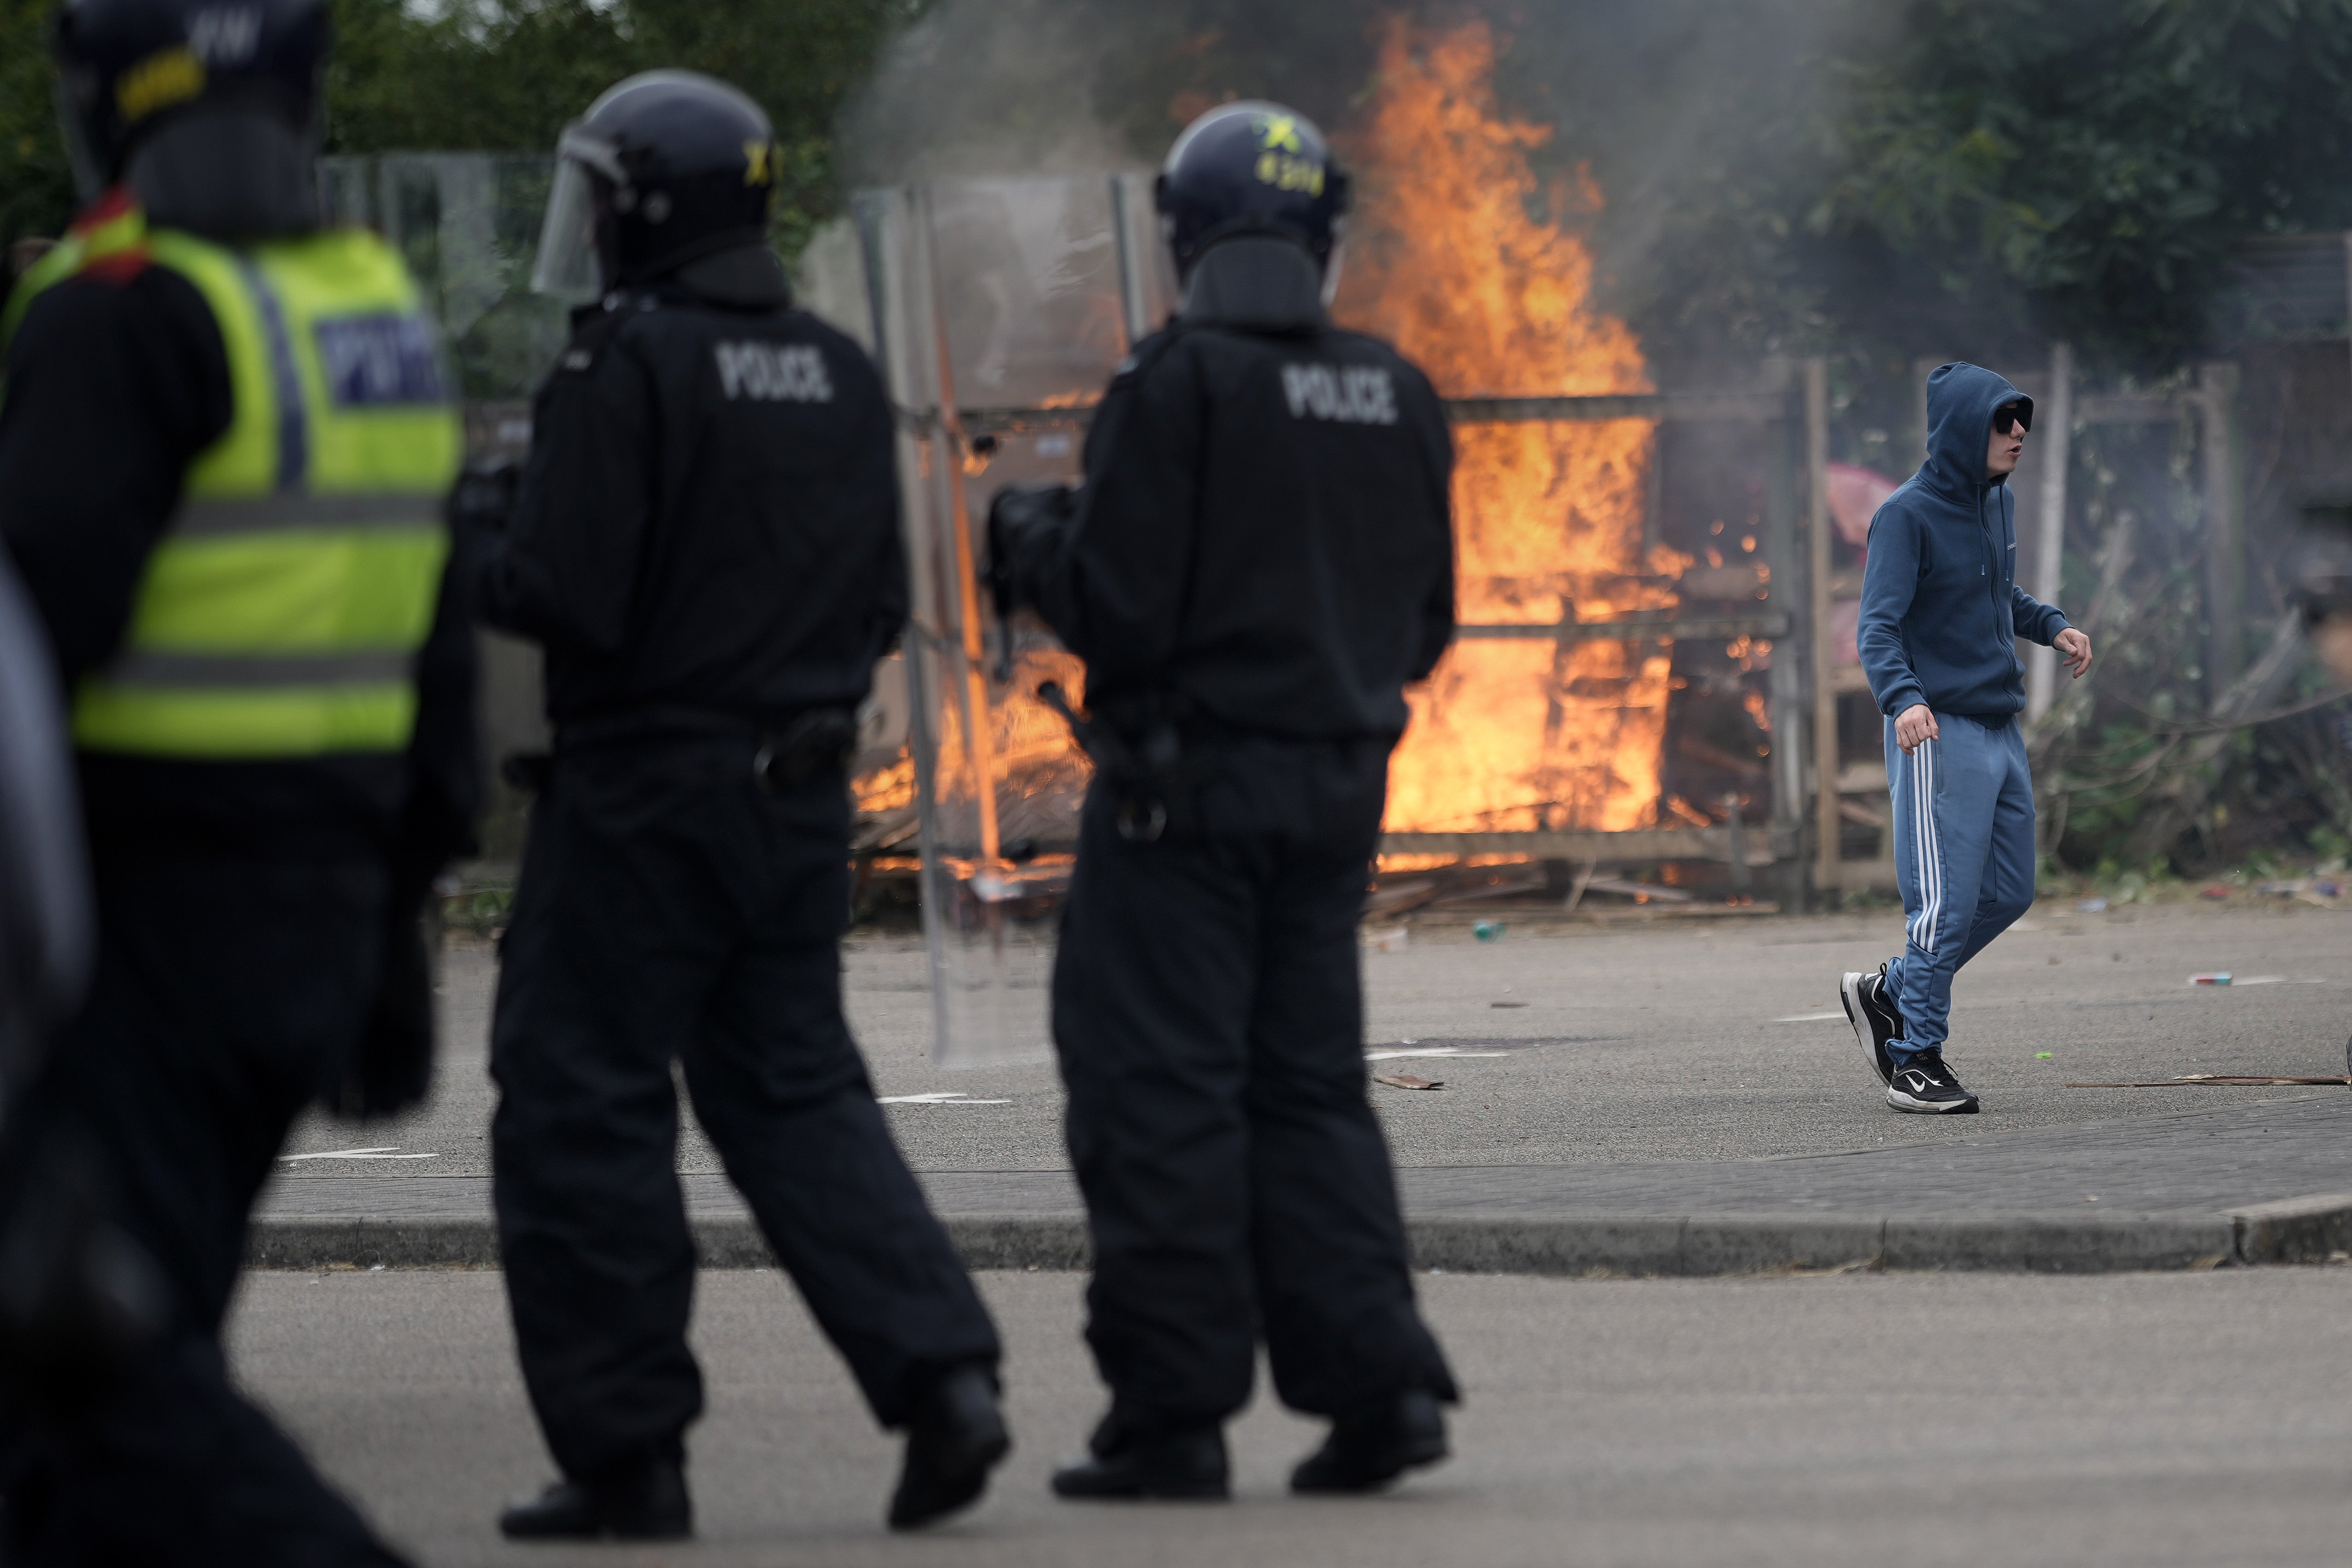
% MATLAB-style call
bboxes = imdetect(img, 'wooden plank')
[958,389,1793,435]
[1453,613,1790,642]
[1441,392,1788,425]
[1377,827,1793,863]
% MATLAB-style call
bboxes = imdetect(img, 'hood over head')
[1920,361,2030,498]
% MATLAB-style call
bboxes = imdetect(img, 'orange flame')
[1335,18,1685,835]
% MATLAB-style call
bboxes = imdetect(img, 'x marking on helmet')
[1257,115,1303,153]
[744,139,775,187]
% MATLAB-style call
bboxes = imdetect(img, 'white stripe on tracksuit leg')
[1910,736,1940,955]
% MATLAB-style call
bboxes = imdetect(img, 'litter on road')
[876,1091,1012,1105]
[1373,1073,1444,1091]
[2258,876,2344,906]
[2187,974,2329,987]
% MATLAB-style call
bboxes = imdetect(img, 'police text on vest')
[716,342,834,403]
[1281,364,1397,425]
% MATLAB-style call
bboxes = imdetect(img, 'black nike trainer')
[1886,1051,1980,1115]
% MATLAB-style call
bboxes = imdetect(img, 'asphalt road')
[236,1263,2352,1568]
[279,901,2351,1178]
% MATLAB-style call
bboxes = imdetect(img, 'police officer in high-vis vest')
[0,1,473,1560]
[477,72,1006,1540]
[991,101,1459,1501]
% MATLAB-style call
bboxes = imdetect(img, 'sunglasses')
[1993,402,2032,435]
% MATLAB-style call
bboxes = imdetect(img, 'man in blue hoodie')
[1841,363,2094,1113]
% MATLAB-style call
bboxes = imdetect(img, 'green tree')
[0,0,75,259]
[1818,0,2352,374]
[1,0,921,262]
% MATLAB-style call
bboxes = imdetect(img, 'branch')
[2121,614,2311,864]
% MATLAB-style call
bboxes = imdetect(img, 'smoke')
[838,0,1136,183]
[839,0,1888,371]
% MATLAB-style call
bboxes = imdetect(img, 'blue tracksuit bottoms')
[1883,711,2036,1067]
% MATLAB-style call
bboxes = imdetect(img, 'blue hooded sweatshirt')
[1858,362,2071,721]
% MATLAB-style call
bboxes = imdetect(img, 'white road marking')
[280,1147,440,1162]
[1773,1012,1847,1022]
[878,1091,1013,1105]
[1366,1047,1510,1060]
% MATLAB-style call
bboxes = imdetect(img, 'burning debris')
[1337,20,1687,839]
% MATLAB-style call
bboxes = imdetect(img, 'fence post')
[2025,343,2073,723]
[2199,362,2245,697]
[1806,358,1837,904]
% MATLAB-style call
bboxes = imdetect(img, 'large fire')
[1335,19,1683,835]
[855,16,1689,872]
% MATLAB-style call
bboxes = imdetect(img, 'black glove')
[447,458,521,544]
[327,816,464,1122]
[983,483,1077,680]
[323,525,481,1121]
[985,482,1078,620]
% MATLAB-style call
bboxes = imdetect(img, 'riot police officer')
[0,0,475,1560]
[478,71,1008,1539]
[991,100,1460,1500]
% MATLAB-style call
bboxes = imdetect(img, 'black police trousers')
[1052,736,1456,1432]
[0,856,406,1567]
[490,737,1000,1481]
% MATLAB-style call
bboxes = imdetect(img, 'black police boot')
[497,1457,691,1540]
[1051,1415,1230,1501]
[1290,1388,1450,1494]
[888,1363,1011,1530]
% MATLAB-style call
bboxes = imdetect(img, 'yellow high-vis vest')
[3,196,460,759]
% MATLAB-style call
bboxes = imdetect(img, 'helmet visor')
[1319,226,1348,308]
[530,137,613,300]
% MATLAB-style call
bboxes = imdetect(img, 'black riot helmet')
[1155,101,1350,286]
[52,0,328,237]
[531,70,782,298]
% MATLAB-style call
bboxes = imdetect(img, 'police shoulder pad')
[1107,322,1192,390]
[555,309,635,376]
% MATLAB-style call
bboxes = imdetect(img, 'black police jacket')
[1003,235,1455,742]
[477,248,908,732]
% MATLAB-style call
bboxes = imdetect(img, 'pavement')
[259,900,2352,1275]
[218,900,2352,1564]
[234,1264,2352,1568]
